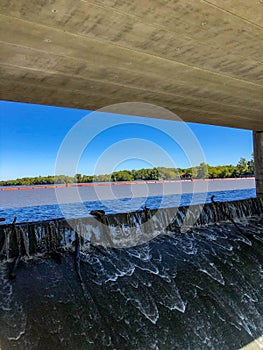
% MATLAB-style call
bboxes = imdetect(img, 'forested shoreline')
[0,157,254,186]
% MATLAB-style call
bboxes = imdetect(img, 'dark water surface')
[0,211,262,349]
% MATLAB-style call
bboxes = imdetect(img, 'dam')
[0,198,263,349]
[0,1,263,349]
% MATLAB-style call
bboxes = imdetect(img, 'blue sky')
[0,101,253,180]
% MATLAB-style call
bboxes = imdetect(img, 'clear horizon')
[0,100,253,181]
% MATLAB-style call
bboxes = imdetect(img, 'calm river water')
[0,178,255,224]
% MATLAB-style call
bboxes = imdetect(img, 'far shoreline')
[0,177,256,192]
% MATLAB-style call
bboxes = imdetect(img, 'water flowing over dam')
[0,198,262,349]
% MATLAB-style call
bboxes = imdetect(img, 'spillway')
[0,198,262,349]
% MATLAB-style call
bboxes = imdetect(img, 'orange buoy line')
[0,177,255,192]
[0,180,182,191]
[1,185,66,191]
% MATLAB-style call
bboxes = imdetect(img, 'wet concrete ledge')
[0,197,262,260]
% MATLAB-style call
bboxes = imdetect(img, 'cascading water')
[0,198,262,349]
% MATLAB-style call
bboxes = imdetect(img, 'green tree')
[236,157,248,176]
[247,154,254,175]
[75,174,82,183]
[197,162,208,178]
[111,170,133,182]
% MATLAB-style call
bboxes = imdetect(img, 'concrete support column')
[253,131,263,197]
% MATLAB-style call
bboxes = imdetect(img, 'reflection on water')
[0,188,256,224]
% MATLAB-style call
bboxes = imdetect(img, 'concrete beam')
[253,131,263,197]
[240,335,263,350]
[0,1,263,130]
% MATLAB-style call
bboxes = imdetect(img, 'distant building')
[181,173,192,180]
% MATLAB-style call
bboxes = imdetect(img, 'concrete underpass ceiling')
[0,0,263,130]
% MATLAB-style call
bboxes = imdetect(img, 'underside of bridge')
[0,0,262,194]
[0,0,263,130]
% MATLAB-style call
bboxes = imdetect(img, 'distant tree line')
[0,156,254,186]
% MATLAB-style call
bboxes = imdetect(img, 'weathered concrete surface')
[0,0,263,130]
[241,336,263,350]
[254,131,263,196]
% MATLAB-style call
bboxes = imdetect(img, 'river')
[0,178,255,224]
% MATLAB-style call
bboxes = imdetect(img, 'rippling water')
[0,213,262,349]
[0,195,262,349]
[0,187,256,224]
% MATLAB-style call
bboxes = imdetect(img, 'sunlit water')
[0,187,256,224]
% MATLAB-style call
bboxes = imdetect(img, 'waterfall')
[0,197,262,259]
[0,197,262,349]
